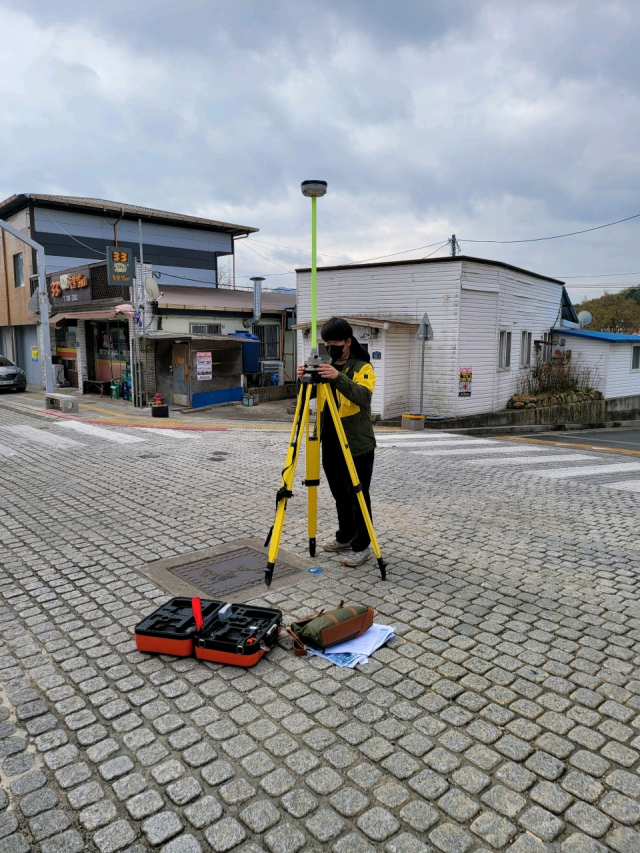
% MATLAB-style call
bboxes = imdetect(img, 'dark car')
[0,355,27,392]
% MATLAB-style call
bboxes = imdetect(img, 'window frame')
[13,253,24,287]
[498,329,512,371]
[520,331,532,367]
[189,322,221,336]
[632,345,640,371]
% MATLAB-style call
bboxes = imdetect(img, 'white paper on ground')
[326,624,395,657]
[305,624,395,668]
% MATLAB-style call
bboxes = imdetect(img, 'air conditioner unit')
[260,360,284,385]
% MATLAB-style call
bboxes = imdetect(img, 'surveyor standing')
[297,317,377,567]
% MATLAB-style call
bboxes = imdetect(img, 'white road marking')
[468,454,597,466]
[135,428,196,440]
[376,432,461,441]
[378,438,497,448]
[528,462,640,479]
[601,479,640,492]
[0,424,86,449]
[55,421,146,444]
[411,446,552,457]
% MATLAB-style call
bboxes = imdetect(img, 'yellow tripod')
[264,368,387,587]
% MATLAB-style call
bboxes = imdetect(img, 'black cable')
[462,212,640,245]
[237,240,293,272]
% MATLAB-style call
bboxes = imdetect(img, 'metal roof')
[296,255,565,285]
[553,328,640,343]
[157,285,295,313]
[0,193,258,236]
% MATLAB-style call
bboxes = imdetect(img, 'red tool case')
[134,597,223,657]
[195,604,283,667]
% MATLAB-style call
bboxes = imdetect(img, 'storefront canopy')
[49,310,121,324]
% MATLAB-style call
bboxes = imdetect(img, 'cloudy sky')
[1,0,639,301]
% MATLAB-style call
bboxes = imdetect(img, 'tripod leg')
[265,383,311,587]
[305,384,323,557]
[323,390,387,581]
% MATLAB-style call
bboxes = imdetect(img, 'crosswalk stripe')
[468,454,597,466]
[0,425,86,449]
[601,479,640,492]
[528,462,640,479]
[411,446,552,457]
[55,421,146,444]
[376,432,461,441]
[135,428,196,440]
[378,438,496,448]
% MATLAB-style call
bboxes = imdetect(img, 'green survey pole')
[300,180,327,352]
[311,195,317,348]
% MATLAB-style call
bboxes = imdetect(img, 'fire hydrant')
[152,392,164,407]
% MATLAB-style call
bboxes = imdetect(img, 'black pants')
[322,446,375,552]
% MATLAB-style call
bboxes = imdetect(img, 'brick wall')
[0,208,36,328]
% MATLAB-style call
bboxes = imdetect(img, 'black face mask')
[328,345,345,361]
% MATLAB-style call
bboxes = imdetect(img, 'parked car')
[0,355,27,392]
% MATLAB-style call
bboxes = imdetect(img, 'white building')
[550,329,640,400]
[296,256,578,420]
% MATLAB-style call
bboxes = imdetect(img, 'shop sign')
[196,351,213,381]
[31,346,39,362]
[50,269,91,306]
[459,367,472,397]
[106,246,135,287]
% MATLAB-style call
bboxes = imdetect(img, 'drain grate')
[170,545,301,597]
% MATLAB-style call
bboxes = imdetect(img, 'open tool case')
[195,603,283,667]
[134,597,223,656]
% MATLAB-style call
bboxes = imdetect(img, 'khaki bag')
[287,601,374,656]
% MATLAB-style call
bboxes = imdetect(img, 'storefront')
[86,319,130,383]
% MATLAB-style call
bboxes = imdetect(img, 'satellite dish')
[145,276,161,300]
[578,310,592,328]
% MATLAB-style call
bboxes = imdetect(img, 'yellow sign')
[31,346,39,362]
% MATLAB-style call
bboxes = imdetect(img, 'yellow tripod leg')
[264,383,311,586]
[323,389,387,581]
[305,384,324,556]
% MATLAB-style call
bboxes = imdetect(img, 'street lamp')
[300,180,327,351]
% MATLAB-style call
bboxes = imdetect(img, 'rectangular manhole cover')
[169,544,302,598]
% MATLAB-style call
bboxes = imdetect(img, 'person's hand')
[317,364,339,380]
[296,365,305,380]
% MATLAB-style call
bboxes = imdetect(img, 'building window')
[257,324,280,360]
[189,322,221,335]
[540,331,553,362]
[520,331,532,367]
[498,330,512,370]
[13,253,24,287]
[632,346,640,371]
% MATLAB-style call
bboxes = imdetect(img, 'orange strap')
[286,627,307,657]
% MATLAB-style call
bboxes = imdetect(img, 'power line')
[250,237,351,261]
[424,241,450,259]
[42,210,107,257]
[557,270,640,279]
[462,212,640,245]
[237,240,293,272]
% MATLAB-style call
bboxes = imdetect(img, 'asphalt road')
[520,427,640,454]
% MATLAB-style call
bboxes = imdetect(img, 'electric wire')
[461,212,640,245]
[237,240,293,272]
[42,210,108,257]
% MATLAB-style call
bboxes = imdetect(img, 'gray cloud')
[1,0,639,299]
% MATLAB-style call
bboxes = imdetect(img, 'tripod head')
[300,348,330,384]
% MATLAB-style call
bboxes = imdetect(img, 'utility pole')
[448,234,461,257]
[0,219,54,392]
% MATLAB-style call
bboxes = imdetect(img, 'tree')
[576,292,640,334]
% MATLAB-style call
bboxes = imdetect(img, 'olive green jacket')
[321,357,377,457]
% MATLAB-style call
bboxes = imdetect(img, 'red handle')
[192,597,203,631]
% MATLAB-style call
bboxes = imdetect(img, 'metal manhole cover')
[170,545,300,597]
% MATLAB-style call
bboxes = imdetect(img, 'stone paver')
[0,412,639,853]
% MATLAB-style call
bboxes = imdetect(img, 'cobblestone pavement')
[0,402,639,853]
